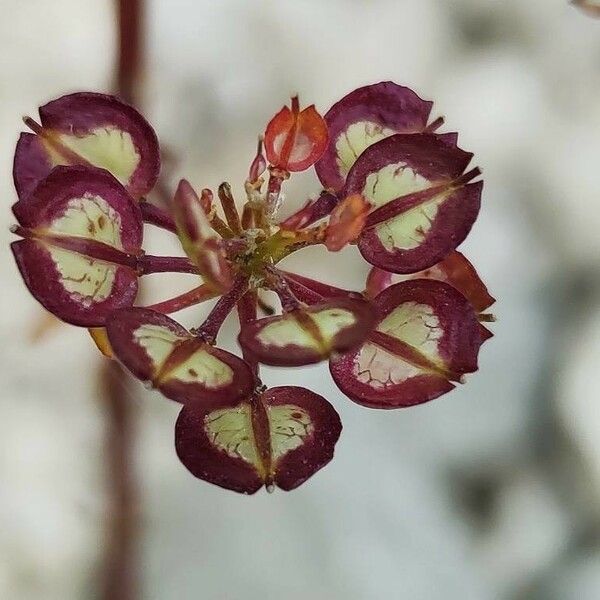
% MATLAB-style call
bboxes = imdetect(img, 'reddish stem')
[237,290,260,377]
[11,226,197,277]
[280,270,359,300]
[100,2,145,600]
[144,284,218,314]
[140,202,177,233]
[137,255,199,275]
[279,276,323,305]
[115,0,145,104]
[266,269,302,312]
[99,360,139,600]
[194,277,249,343]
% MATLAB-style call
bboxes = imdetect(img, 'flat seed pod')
[342,133,481,274]
[11,165,142,327]
[106,308,254,404]
[238,298,376,366]
[14,92,160,199]
[175,386,342,494]
[264,97,328,172]
[315,82,434,192]
[330,280,483,409]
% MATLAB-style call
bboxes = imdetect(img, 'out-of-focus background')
[2,0,600,598]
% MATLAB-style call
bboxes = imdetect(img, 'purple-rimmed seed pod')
[315,82,435,192]
[238,298,376,366]
[106,308,255,405]
[342,133,482,274]
[175,386,342,494]
[330,279,483,409]
[11,165,142,327]
[14,92,160,200]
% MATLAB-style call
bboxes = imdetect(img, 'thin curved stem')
[278,275,323,305]
[144,284,218,314]
[115,0,144,104]
[137,255,199,275]
[194,276,249,343]
[264,268,302,312]
[279,270,358,300]
[140,201,177,233]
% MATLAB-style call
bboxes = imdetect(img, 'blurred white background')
[2,0,600,598]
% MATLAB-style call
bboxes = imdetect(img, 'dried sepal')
[89,327,114,358]
[342,133,481,274]
[175,386,342,494]
[14,92,160,200]
[11,165,142,326]
[238,298,375,366]
[106,308,254,404]
[366,251,494,312]
[330,279,483,409]
[315,82,436,191]
[172,179,233,293]
[264,96,328,172]
[325,193,371,251]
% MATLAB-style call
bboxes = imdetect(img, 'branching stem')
[194,276,249,343]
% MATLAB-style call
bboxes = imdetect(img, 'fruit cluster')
[10,82,493,493]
